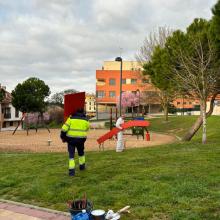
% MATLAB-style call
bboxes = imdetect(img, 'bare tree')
[137,27,174,120]
[136,26,173,64]
[140,90,161,114]
[174,38,220,143]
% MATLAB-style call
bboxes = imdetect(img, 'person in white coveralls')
[115,114,125,152]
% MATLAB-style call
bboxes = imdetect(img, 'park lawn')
[148,115,220,142]
[0,116,220,219]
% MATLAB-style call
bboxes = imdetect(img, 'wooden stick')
[117,206,130,213]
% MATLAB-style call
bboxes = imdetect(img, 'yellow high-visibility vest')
[62,117,89,138]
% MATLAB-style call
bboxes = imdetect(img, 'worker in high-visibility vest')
[60,109,90,176]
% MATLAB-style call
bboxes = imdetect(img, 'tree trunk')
[164,104,168,121]
[182,92,218,141]
[201,101,207,144]
[131,106,134,118]
[182,115,203,141]
[26,113,29,136]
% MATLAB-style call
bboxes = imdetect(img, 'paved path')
[0,200,70,220]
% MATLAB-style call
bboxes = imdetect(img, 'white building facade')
[0,86,23,131]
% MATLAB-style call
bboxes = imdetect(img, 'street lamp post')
[115,57,123,116]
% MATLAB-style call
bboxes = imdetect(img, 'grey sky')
[0,0,217,94]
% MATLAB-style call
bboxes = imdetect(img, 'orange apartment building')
[173,98,201,115]
[96,61,220,117]
[173,95,220,115]
[96,61,160,115]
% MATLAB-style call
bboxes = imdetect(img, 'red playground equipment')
[97,120,150,150]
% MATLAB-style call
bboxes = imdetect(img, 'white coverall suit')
[116,116,124,152]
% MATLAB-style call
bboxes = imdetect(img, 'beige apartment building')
[85,93,96,117]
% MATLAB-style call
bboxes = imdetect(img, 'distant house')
[85,93,96,117]
[0,85,23,131]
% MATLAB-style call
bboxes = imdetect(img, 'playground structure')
[97,120,150,150]
[12,112,51,135]
[0,91,178,153]
[11,92,86,136]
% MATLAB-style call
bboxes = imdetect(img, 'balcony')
[4,113,11,119]
[96,96,116,104]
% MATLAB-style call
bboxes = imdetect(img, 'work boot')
[69,169,75,176]
[79,164,85,170]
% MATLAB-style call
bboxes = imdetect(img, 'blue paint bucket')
[71,211,90,220]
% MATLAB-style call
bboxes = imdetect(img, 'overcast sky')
[0,0,217,95]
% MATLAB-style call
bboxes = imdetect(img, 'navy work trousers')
[67,138,86,159]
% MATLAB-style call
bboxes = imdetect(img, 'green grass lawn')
[0,116,220,219]
[148,115,220,142]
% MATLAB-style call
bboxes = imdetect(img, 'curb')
[0,199,70,216]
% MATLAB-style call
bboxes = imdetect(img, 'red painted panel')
[64,92,85,121]
[97,120,150,144]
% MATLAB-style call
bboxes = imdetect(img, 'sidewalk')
[0,200,70,220]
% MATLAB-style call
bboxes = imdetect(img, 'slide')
[97,120,150,145]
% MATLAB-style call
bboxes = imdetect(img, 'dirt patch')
[0,129,177,153]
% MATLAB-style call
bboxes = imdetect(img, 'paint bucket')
[69,200,93,217]
[90,209,105,220]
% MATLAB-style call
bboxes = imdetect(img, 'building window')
[131,79,137,84]
[109,78,116,85]
[97,78,106,86]
[4,107,11,119]
[122,79,126,84]
[194,105,200,111]
[177,102,180,105]
[96,91,105,98]
[142,79,149,83]
[215,100,220,106]
[109,91,116,98]
[10,121,13,126]
[15,109,19,118]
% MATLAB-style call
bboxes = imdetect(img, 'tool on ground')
[105,206,130,220]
